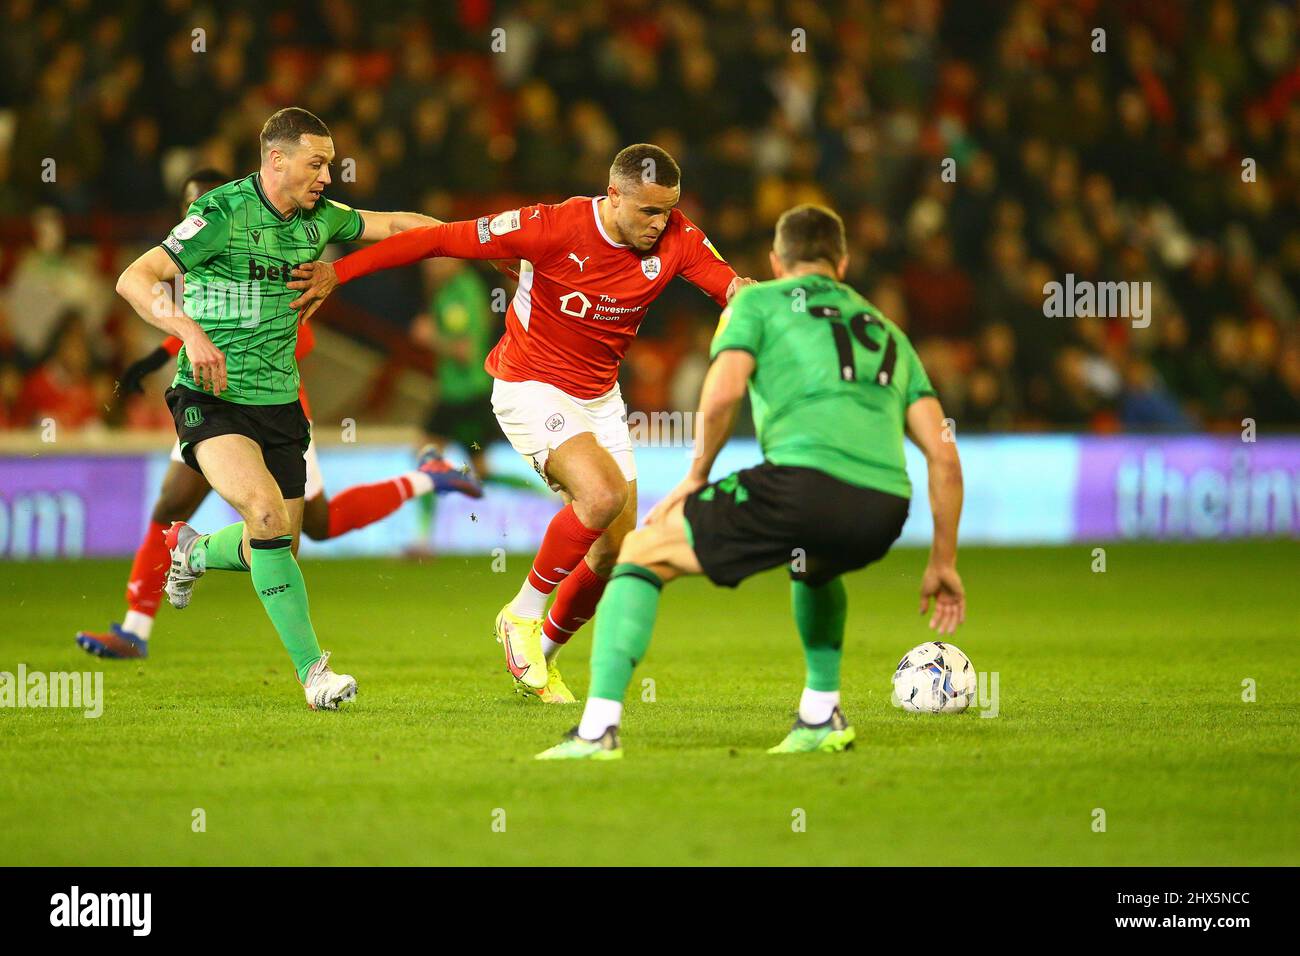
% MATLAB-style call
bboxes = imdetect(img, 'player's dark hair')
[181,168,228,203]
[774,204,847,268]
[610,143,681,191]
[260,107,331,158]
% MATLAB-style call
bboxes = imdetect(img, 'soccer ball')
[891,641,977,713]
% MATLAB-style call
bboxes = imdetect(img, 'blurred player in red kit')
[288,144,756,702]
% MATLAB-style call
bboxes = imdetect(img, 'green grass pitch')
[1,541,1296,866]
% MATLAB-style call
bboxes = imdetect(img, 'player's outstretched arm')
[906,396,965,634]
[289,214,534,319]
[354,210,444,243]
[645,348,755,525]
[281,212,444,321]
[116,246,226,393]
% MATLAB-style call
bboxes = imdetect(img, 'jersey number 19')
[809,305,898,386]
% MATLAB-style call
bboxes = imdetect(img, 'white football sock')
[510,579,550,619]
[506,580,548,624]
[799,687,840,725]
[404,471,434,497]
[541,633,565,662]
[578,697,622,741]
[122,610,153,641]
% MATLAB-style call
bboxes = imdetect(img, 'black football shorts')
[166,384,311,499]
[683,463,910,588]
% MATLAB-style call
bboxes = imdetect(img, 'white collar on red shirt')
[591,197,630,249]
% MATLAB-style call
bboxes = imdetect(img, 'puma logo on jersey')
[529,209,541,220]
[568,253,589,271]
[685,226,694,233]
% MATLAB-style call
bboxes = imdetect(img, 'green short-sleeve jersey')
[160,173,365,404]
[432,267,493,403]
[710,274,936,498]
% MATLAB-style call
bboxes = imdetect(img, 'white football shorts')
[490,378,636,491]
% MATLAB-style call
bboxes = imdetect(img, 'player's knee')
[243,498,289,539]
[576,481,628,529]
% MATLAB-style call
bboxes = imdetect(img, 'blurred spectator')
[13,311,109,431]
[0,0,1297,434]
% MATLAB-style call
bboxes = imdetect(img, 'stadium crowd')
[1,0,1299,434]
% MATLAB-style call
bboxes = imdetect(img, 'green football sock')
[793,577,847,692]
[588,563,663,702]
[249,536,322,682]
[190,522,248,572]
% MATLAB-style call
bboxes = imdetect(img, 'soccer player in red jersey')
[75,169,482,661]
[288,144,756,702]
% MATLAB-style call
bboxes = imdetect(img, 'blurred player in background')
[288,144,756,703]
[77,167,481,662]
[536,204,966,759]
[110,107,480,709]
[407,258,539,552]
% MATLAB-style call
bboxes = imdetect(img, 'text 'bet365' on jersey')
[159,172,364,404]
[710,274,936,499]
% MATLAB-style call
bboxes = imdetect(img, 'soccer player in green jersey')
[536,204,967,758]
[410,258,539,552]
[114,107,447,710]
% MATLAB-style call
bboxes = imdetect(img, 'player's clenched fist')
[183,329,227,394]
[287,260,339,320]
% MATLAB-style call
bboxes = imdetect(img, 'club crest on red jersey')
[640,255,661,279]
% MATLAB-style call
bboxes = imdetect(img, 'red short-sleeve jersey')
[334,196,738,399]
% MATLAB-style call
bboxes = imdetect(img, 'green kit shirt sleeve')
[709,287,764,359]
[321,198,365,243]
[160,201,231,273]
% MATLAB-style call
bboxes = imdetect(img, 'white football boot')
[302,651,358,711]
[163,521,205,610]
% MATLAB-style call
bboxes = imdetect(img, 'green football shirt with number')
[159,172,364,405]
[710,274,936,498]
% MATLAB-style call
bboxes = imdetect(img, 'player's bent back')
[687,273,937,589]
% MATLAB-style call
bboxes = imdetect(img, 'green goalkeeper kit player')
[537,203,966,759]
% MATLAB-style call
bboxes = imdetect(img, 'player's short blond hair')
[774,204,847,268]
